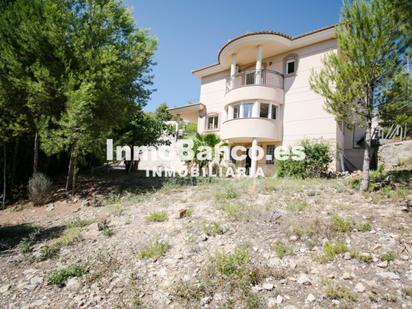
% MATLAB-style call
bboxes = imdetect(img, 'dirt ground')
[0,174,411,308]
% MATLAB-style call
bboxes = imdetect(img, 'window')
[286,58,296,74]
[266,145,276,164]
[207,114,219,130]
[260,103,269,118]
[233,104,240,119]
[242,103,253,118]
[246,72,255,85]
[271,105,277,120]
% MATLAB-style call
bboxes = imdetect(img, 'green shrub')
[330,214,353,233]
[102,226,114,237]
[273,242,293,259]
[18,233,37,254]
[277,140,332,178]
[28,173,52,206]
[39,244,60,260]
[204,222,224,236]
[139,240,169,260]
[48,264,86,286]
[324,281,356,301]
[317,241,348,263]
[380,251,395,262]
[356,222,372,232]
[210,246,250,276]
[146,211,168,222]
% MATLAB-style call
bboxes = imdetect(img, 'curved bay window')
[227,102,278,120]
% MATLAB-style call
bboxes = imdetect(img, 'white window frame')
[285,58,296,75]
[206,114,219,130]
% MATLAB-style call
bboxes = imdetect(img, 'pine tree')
[310,0,408,191]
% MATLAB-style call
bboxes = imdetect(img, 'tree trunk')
[66,152,74,191]
[72,160,77,195]
[11,139,19,187]
[2,144,6,209]
[33,131,39,175]
[360,118,372,191]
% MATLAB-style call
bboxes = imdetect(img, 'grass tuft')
[146,211,168,222]
[204,222,224,236]
[273,242,293,259]
[380,250,395,262]
[139,240,169,260]
[48,264,86,287]
[330,214,353,233]
[324,281,356,301]
[316,241,348,263]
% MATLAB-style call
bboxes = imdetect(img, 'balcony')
[224,69,284,105]
[220,117,282,143]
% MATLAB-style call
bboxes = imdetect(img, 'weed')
[380,251,395,262]
[48,264,86,287]
[245,292,263,309]
[110,203,124,217]
[273,242,293,259]
[39,244,60,260]
[68,218,93,229]
[356,222,372,232]
[316,241,348,263]
[28,173,52,206]
[146,211,168,222]
[286,199,309,213]
[204,222,224,236]
[403,286,412,297]
[102,226,114,237]
[324,281,356,301]
[356,252,373,263]
[18,232,38,254]
[139,240,169,260]
[221,202,247,221]
[214,187,238,201]
[330,214,352,233]
[210,246,250,277]
[55,227,83,247]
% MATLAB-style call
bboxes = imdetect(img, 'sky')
[126,0,343,112]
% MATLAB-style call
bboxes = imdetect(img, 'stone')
[306,293,316,303]
[267,298,277,308]
[355,283,365,293]
[0,284,10,293]
[289,235,298,241]
[30,276,43,286]
[377,260,388,268]
[66,278,81,291]
[344,252,352,260]
[400,255,409,261]
[342,273,353,280]
[297,273,311,285]
[200,296,211,306]
[275,295,283,304]
[377,271,400,280]
[178,208,187,218]
[262,282,274,291]
[46,204,54,212]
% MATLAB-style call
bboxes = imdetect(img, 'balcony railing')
[226,69,284,93]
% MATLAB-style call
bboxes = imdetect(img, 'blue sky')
[126,0,342,111]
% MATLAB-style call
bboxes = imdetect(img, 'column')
[268,104,272,119]
[252,101,259,118]
[255,45,262,85]
[239,104,244,118]
[230,54,237,89]
[250,138,258,177]
[228,105,234,120]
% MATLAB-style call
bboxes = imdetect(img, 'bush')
[28,173,52,206]
[277,140,332,178]
[48,264,86,287]
[139,240,169,260]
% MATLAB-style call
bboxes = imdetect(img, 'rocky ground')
[0,174,411,308]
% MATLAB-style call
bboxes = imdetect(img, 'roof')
[192,24,337,75]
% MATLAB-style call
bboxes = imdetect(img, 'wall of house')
[198,70,229,134]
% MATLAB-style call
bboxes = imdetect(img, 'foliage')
[277,140,332,178]
[324,281,356,301]
[155,103,173,121]
[28,173,52,206]
[317,241,349,263]
[210,246,251,277]
[273,242,293,259]
[330,214,353,233]
[138,240,169,260]
[39,244,60,260]
[47,264,86,287]
[380,251,395,262]
[356,222,372,232]
[309,0,408,191]
[191,133,222,169]
[146,211,168,222]
[204,222,225,236]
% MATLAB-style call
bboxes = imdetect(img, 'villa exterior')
[168,25,364,175]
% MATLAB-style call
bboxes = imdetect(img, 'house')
[168,25,364,175]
